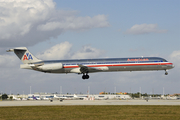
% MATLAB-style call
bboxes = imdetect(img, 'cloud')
[37,41,72,60]
[0,0,109,47]
[170,50,180,59]
[71,46,105,59]
[125,24,167,35]
[37,15,109,31]
[37,42,105,60]
[169,50,180,68]
[0,54,20,68]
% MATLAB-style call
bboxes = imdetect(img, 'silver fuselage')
[29,57,174,74]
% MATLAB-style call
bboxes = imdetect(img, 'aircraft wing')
[77,64,109,73]
[78,64,89,73]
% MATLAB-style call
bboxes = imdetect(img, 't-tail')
[7,47,42,64]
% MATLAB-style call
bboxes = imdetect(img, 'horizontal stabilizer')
[7,47,28,52]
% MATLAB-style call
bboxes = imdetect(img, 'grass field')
[0,105,180,120]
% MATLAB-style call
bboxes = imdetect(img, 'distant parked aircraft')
[53,94,67,100]
[73,94,88,100]
[7,47,174,79]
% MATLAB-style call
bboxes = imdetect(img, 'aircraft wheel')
[86,75,89,79]
[82,75,86,79]
[165,70,168,75]
[165,72,168,75]
[82,75,89,79]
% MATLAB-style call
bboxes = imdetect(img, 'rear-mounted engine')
[37,63,63,71]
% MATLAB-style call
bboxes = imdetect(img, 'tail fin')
[7,47,42,64]
[74,94,78,98]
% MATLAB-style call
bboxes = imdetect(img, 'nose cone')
[168,63,175,69]
[172,65,175,68]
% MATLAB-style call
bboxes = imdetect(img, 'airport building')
[6,93,180,101]
[7,93,131,100]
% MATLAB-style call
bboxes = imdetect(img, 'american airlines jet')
[7,47,174,79]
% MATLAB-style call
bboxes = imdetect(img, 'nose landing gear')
[165,70,168,75]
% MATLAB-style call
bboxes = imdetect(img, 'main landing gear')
[82,74,89,80]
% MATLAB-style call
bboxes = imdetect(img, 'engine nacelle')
[37,63,63,71]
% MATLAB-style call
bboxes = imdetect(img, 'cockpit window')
[162,59,167,62]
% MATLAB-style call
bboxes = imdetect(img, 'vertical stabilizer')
[7,47,42,64]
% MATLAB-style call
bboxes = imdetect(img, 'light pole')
[30,86,31,95]
[139,87,141,99]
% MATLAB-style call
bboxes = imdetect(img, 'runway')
[0,100,180,106]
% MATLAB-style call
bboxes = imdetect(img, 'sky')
[0,0,180,95]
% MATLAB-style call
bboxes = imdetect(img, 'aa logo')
[23,53,33,60]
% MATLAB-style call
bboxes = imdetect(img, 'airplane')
[54,94,67,99]
[49,94,70,102]
[9,95,21,100]
[53,94,68,101]
[27,95,39,100]
[32,95,38,100]
[73,94,88,100]
[7,47,174,79]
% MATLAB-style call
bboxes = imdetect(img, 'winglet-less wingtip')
[6,49,14,52]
